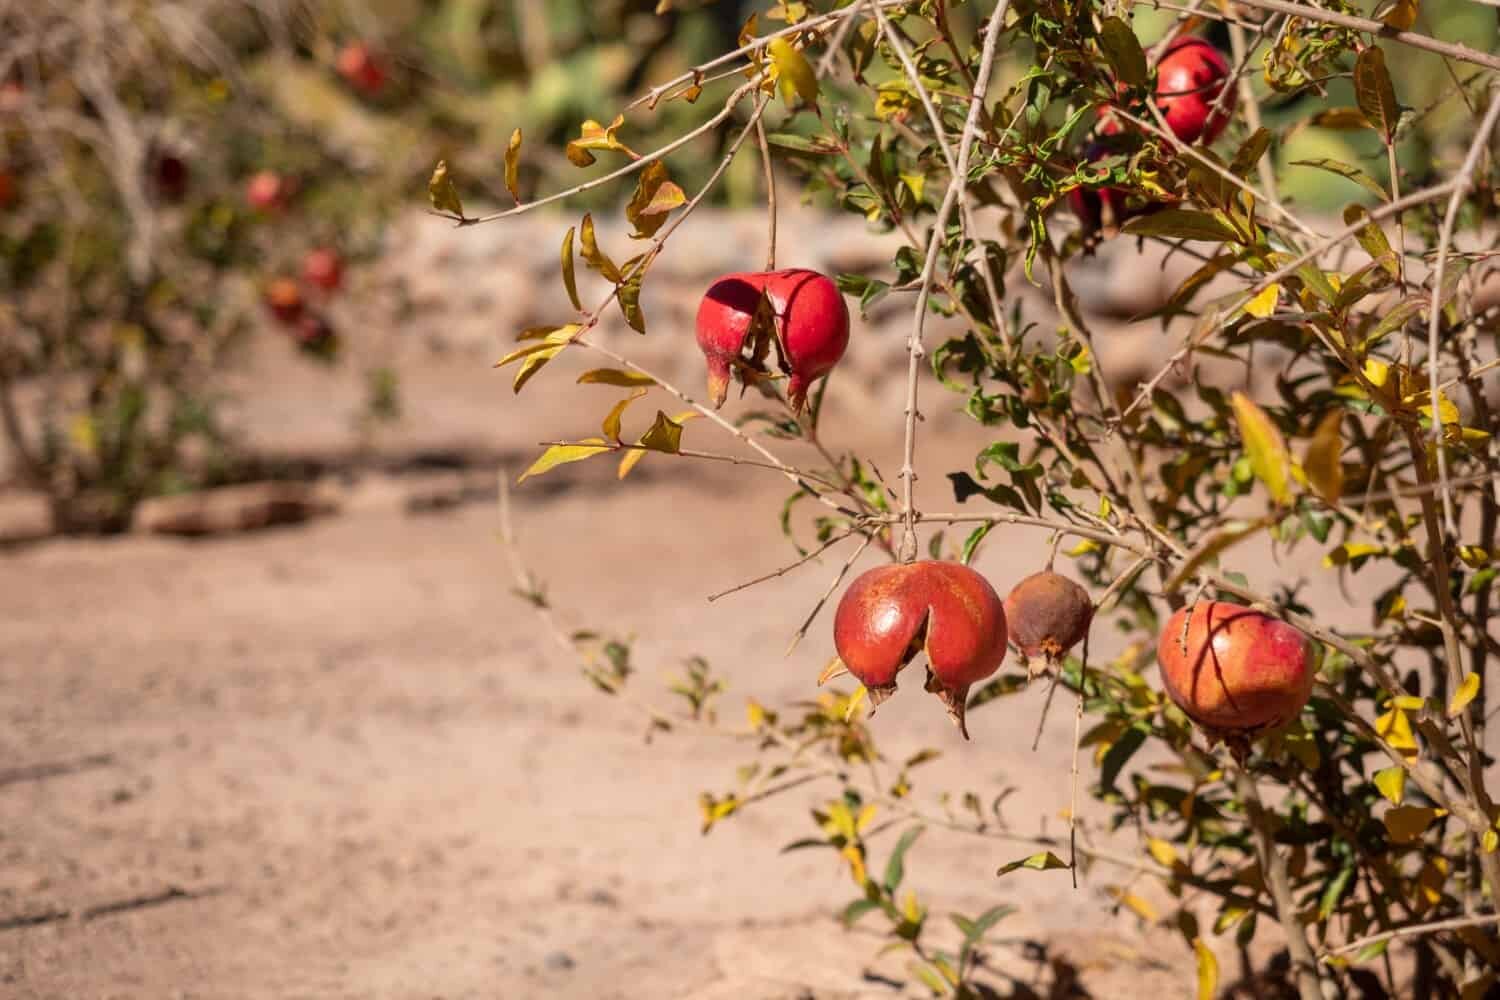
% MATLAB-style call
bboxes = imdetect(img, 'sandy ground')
[0,206,1399,998]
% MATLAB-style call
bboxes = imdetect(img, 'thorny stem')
[872,0,1010,563]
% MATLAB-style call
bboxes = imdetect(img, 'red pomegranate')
[1004,571,1094,678]
[832,560,1007,738]
[1157,600,1317,746]
[1154,38,1235,145]
[303,247,343,292]
[246,171,288,212]
[264,277,304,325]
[695,268,850,413]
[337,42,387,96]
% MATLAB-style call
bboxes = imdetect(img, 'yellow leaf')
[517,439,612,484]
[1147,838,1179,868]
[624,160,686,239]
[1303,410,1345,504]
[601,387,649,443]
[1244,283,1280,319]
[579,213,622,283]
[1375,707,1419,754]
[493,325,577,367]
[1363,358,1391,389]
[1414,856,1448,909]
[855,803,878,833]
[746,698,767,730]
[1109,888,1158,922]
[565,114,637,167]
[768,38,819,109]
[427,160,464,218]
[560,227,582,312]
[1379,0,1419,32]
[1373,765,1406,805]
[1194,938,1219,1000]
[841,843,868,887]
[504,127,522,204]
[577,368,655,387]
[1232,391,1294,506]
[1448,672,1481,718]
[1483,829,1499,854]
[1383,805,1443,844]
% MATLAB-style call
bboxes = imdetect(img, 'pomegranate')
[832,560,1007,739]
[246,170,288,212]
[1154,38,1235,145]
[153,152,190,203]
[1004,571,1093,678]
[337,42,387,96]
[1157,601,1316,747]
[264,277,304,325]
[303,247,343,292]
[694,268,850,413]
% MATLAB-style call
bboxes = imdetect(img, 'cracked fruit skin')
[1157,601,1316,739]
[1154,38,1235,145]
[694,268,849,413]
[1004,571,1093,678]
[832,560,1007,739]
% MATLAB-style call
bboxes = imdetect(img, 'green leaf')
[1343,204,1397,277]
[1309,107,1373,131]
[1354,47,1400,144]
[1099,725,1147,792]
[517,439,612,483]
[764,132,837,154]
[577,368,655,387]
[427,160,464,218]
[1123,209,1239,243]
[639,410,686,453]
[1290,158,1389,201]
[1229,129,1272,179]
[561,227,582,312]
[840,898,880,928]
[997,851,1069,876]
[580,213,623,283]
[504,127,522,205]
[1319,862,1355,920]
[961,523,993,565]
[769,38,819,109]
[884,826,924,892]
[1099,17,1147,87]
[963,904,1016,941]
[1232,391,1294,506]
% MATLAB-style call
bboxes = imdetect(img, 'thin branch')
[1323,912,1500,959]
[1227,0,1500,73]
[706,528,858,603]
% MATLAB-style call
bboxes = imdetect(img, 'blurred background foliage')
[0,0,1492,532]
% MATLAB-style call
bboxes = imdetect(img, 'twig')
[707,528,858,603]
[871,0,1011,561]
[1226,0,1500,73]
[1322,912,1500,959]
[785,532,874,657]
[754,114,777,271]
[1426,85,1500,536]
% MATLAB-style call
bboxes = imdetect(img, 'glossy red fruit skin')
[694,268,850,412]
[1004,571,1093,678]
[303,247,343,292]
[337,42,386,95]
[833,560,1007,738]
[1155,38,1235,145]
[246,171,286,212]
[1157,601,1316,738]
